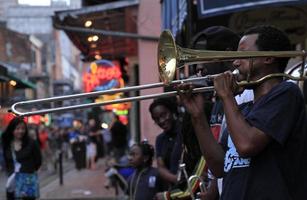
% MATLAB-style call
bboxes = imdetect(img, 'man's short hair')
[149,97,177,116]
[244,25,292,72]
[191,26,240,51]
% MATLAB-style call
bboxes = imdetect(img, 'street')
[0,159,119,200]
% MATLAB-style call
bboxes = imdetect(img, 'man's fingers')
[175,83,194,95]
[212,71,237,99]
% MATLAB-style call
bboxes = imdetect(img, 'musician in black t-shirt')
[178,25,307,200]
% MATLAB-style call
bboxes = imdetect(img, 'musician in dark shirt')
[178,25,307,200]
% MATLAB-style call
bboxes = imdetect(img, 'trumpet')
[10,30,307,116]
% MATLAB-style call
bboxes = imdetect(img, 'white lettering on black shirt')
[224,136,250,172]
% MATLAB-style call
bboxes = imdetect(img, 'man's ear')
[264,57,275,64]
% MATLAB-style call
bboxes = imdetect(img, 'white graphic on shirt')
[224,136,250,172]
[148,176,156,188]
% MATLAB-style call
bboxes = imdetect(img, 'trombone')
[10,30,307,117]
[188,175,207,200]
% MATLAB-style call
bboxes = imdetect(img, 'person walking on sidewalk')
[110,115,128,161]
[86,137,97,170]
[2,117,42,200]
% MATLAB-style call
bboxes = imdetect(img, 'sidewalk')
[40,159,119,200]
[0,158,75,199]
[0,159,119,200]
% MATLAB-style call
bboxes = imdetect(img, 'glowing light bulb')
[84,20,92,27]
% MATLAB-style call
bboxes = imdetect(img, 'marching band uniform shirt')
[220,81,307,200]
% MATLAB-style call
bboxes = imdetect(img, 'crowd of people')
[1,114,129,200]
[1,24,307,200]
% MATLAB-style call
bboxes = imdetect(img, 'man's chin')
[236,75,257,90]
[163,128,170,132]
[236,74,247,82]
[163,126,172,132]
[244,84,257,90]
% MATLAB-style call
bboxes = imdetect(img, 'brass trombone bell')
[158,30,306,84]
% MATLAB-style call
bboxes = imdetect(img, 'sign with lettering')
[197,0,307,18]
[229,6,307,43]
[83,60,122,93]
[82,59,129,117]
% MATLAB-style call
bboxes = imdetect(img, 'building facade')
[0,0,84,130]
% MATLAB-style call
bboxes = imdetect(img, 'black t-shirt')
[110,121,128,148]
[220,81,307,200]
[155,125,182,174]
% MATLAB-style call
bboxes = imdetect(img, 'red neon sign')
[83,60,122,92]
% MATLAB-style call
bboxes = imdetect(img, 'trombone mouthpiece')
[232,69,240,80]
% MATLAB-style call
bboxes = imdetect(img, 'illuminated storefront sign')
[28,114,51,126]
[1,112,28,128]
[0,112,50,128]
[95,93,131,111]
[28,115,41,124]
[83,59,122,93]
[197,0,307,18]
[83,59,130,118]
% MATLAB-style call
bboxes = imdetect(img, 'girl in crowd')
[127,141,163,200]
[2,117,42,200]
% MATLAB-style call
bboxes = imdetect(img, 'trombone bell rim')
[158,30,177,84]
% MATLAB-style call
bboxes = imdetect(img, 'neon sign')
[83,60,122,92]
[95,93,131,111]
[83,59,130,121]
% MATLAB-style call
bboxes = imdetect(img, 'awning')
[0,62,36,89]
[197,0,307,18]
[53,0,141,61]
[0,75,9,82]
[7,73,36,89]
